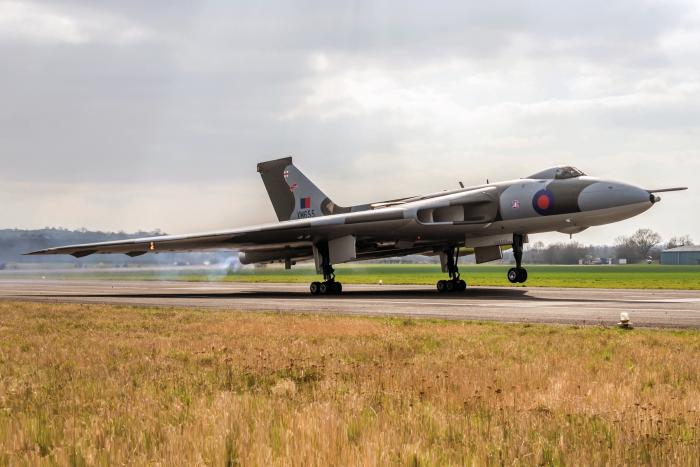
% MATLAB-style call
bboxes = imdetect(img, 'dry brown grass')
[0,301,699,466]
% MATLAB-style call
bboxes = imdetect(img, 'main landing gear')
[437,247,467,293]
[508,233,528,284]
[310,242,343,295]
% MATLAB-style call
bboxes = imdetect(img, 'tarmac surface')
[1,279,699,328]
[0,279,700,328]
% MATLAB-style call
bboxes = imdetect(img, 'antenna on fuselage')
[458,181,464,188]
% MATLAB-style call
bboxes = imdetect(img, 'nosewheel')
[507,233,529,284]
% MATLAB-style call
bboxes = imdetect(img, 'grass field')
[0,301,698,465]
[16,264,700,289]
[213,264,700,289]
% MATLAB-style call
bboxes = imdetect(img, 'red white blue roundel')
[532,189,554,215]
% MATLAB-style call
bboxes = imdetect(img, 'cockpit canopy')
[527,166,586,180]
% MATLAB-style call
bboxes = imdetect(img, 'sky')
[0,0,698,245]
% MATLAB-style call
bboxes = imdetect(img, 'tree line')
[522,229,693,264]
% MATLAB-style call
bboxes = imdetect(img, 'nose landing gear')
[437,247,467,293]
[508,233,528,284]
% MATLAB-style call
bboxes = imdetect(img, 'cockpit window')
[556,166,585,179]
[528,166,586,180]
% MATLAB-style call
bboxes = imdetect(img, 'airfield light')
[618,312,632,329]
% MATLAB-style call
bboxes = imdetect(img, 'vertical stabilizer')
[257,157,350,221]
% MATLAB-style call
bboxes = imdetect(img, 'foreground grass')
[17,264,700,289]
[0,302,699,465]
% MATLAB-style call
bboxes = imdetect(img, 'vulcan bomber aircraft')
[29,157,686,295]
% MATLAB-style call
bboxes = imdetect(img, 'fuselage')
[350,171,655,247]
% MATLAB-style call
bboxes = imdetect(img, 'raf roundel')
[532,189,555,215]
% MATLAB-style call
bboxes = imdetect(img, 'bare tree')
[666,235,694,249]
[615,229,662,263]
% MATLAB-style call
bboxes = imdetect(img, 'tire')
[333,282,343,294]
[436,280,447,293]
[446,280,455,292]
[458,279,467,291]
[310,282,321,295]
[507,268,519,283]
[517,268,528,283]
[319,282,329,295]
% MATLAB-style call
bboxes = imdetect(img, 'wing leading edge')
[25,218,329,258]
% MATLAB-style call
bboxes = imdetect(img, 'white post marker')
[618,312,632,329]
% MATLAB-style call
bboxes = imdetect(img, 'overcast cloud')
[1,0,698,244]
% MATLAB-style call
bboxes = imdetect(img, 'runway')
[0,279,699,328]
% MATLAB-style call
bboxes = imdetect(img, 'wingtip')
[24,250,45,256]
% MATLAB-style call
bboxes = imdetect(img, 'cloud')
[0,0,698,245]
[0,1,150,45]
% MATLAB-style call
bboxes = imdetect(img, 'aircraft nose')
[579,181,653,211]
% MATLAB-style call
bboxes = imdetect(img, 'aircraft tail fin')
[257,157,351,221]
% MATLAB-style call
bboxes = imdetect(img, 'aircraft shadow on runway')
[33,288,525,300]
[31,287,671,305]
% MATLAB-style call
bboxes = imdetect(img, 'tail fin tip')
[257,156,293,174]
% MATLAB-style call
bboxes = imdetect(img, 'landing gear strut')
[508,234,528,283]
[437,246,467,293]
[310,242,342,295]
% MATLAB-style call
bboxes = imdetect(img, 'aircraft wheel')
[517,268,528,283]
[508,268,528,284]
[457,279,467,291]
[319,282,330,295]
[446,280,456,292]
[333,282,343,294]
[310,281,321,295]
[436,280,447,293]
[507,268,519,284]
